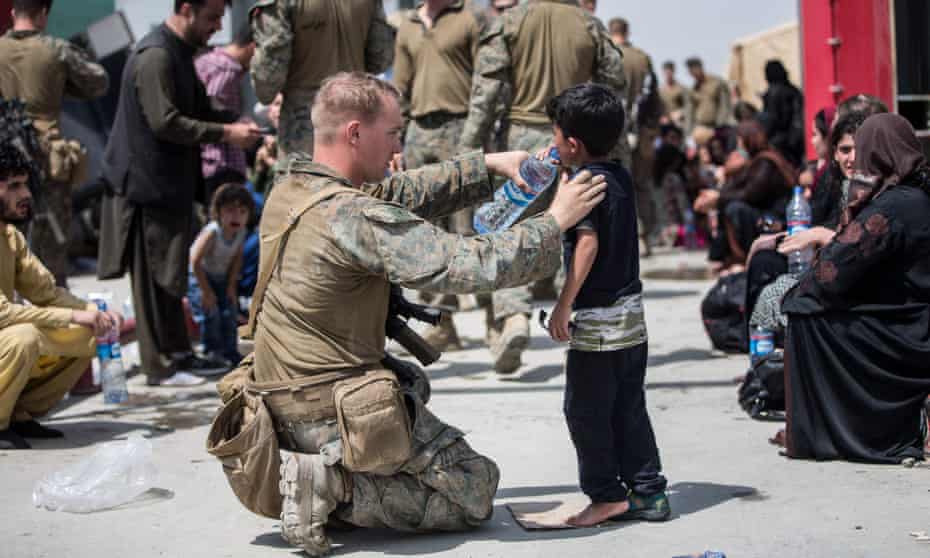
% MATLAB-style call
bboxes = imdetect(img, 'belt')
[413,111,466,129]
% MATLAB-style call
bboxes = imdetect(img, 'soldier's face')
[0,173,33,224]
[180,0,225,47]
[357,94,404,182]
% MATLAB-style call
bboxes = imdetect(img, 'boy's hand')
[533,144,560,165]
[547,303,573,343]
[202,288,218,313]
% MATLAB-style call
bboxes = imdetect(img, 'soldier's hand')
[547,170,607,232]
[485,151,533,193]
[388,153,405,174]
[223,122,263,149]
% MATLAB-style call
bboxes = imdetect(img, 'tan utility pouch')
[47,138,88,185]
[206,388,282,519]
[334,370,413,475]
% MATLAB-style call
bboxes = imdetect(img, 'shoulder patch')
[361,203,424,225]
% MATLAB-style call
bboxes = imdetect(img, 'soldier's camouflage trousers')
[338,401,499,531]
[288,387,500,532]
[632,127,659,242]
[31,179,71,287]
[279,92,317,161]
[404,115,472,235]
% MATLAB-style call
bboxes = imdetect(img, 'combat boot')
[421,313,463,352]
[279,452,351,557]
[492,313,529,374]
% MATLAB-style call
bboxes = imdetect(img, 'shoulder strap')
[242,184,353,339]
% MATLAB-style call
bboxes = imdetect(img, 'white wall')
[594,0,798,85]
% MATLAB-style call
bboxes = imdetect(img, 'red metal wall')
[801,0,894,158]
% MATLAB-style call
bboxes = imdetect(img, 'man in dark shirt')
[98,0,261,386]
[543,84,668,527]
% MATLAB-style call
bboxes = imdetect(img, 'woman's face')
[834,133,856,178]
[812,122,828,160]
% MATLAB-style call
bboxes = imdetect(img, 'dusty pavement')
[3,250,930,558]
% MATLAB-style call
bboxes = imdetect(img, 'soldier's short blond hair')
[312,72,401,145]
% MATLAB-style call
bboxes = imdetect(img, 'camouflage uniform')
[252,152,562,551]
[249,0,395,159]
[458,0,627,355]
[0,30,108,286]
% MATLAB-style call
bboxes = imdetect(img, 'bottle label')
[96,344,112,361]
[787,220,810,236]
[750,333,774,357]
[502,179,534,207]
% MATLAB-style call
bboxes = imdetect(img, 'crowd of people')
[1,0,929,555]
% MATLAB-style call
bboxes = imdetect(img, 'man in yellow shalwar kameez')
[0,142,121,449]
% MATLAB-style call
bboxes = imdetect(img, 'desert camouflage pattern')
[569,293,648,352]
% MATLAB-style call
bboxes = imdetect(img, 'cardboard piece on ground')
[507,500,587,530]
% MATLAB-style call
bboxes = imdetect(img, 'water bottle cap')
[793,185,804,195]
[547,146,560,161]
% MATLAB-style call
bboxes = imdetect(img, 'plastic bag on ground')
[33,434,157,513]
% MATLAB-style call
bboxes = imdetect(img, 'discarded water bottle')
[786,185,813,277]
[473,147,560,234]
[683,208,698,250]
[90,292,128,404]
[749,325,774,364]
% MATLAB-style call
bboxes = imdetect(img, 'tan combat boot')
[492,313,530,374]
[279,452,351,557]
[421,313,463,352]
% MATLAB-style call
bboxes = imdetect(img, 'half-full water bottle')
[90,293,129,404]
[749,324,774,365]
[473,147,560,234]
[786,185,813,277]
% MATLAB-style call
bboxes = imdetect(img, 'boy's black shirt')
[563,160,642,310]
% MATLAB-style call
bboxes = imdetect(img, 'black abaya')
[782,183,930,463]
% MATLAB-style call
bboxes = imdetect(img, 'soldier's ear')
[346,121,362,146]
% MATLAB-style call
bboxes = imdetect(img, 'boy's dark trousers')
[564,342,667,502]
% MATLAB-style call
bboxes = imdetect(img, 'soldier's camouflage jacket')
[253,151,562,384]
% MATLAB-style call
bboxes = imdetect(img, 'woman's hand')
[747,232,786,263]
[778,226,835,255]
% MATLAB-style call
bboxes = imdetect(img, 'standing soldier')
[249,0,396,160]
[685,57,732,145]
[392,0,486,351]
[659,60,689,129]
[0,0,109,286]
[459,0,626,374]
[609,17,662,256]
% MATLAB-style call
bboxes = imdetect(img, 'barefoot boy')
[543,83,670,527]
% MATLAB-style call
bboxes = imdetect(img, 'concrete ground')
[3,250,930,558]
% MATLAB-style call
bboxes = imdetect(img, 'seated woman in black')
[715,121,795,270]
[782,113,930,463]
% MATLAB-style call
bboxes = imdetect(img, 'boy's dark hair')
[685,57,703,69]
[232,21,253,46]
[12,0,52,17]
[210,182,255,222]
[546,83,624,158]
[174,0,229,14]
[0,142,33,182]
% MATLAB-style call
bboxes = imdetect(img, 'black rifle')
[386,286,442,366]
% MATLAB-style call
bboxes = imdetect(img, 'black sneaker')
[175,354,230,378]
[609,491,671,522]
[0,428,31,449]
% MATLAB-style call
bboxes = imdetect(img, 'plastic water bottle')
[749,325,774,364]
[683,208,698,250]
[473,147,560,234]
[786,185,813,277]
[90,293,129,405]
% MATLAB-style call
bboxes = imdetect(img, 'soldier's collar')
[284,155,355,187]
[409,0,466,22]
[7,29,41,39]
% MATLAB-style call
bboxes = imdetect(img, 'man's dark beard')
[1,202,33,224]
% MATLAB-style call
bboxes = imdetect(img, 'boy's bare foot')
[566,501,630,527]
